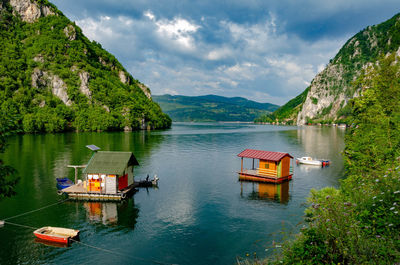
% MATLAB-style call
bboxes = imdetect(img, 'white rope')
[3,198,70,221]
[69,238,173,265]
[3,221,38,230]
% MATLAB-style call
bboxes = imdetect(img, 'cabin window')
[265,163,269,169]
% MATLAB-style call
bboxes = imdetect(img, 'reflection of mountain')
[83,200,139,229]
[240,181,290,204]
[297,126,345,158]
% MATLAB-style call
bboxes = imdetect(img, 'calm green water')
[0,123,345,265]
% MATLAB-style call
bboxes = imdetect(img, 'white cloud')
[223,17,286,54]
[153,14,200,51]
[76,16,119,41]
[247,91,280,104]
[163,88,179,95]
[221,63,258,81]
[266,57,316,85]
[144,10,155,21]
[206,47,233,61]
[118,16,133,26]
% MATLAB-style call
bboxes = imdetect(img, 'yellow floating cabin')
[237,149,293,183]
[61,150,139,200]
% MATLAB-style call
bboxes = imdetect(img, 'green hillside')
[152,94,279,122]
[0,0,171,133]
[254,87,309,124]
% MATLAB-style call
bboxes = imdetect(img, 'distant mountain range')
[152,94,279,122]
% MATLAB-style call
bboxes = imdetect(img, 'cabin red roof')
[237,149,293,162]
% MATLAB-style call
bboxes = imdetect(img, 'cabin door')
[105,175,117,194]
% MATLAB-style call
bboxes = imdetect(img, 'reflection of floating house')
[82,201,139,228]
[237,149,293,183]
[240,181,289,203]
[258,182,289,202]
[84,202,118,225]
[61,151,139,200]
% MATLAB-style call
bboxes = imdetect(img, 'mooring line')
[69,238,174,265]
[3,221,38,230]
[2,198,70,221]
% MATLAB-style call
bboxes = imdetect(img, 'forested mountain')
[153,94,279,122]
[260,13,400,125]
[0,0,171,133]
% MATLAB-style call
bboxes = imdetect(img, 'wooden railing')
[257,168,277,177]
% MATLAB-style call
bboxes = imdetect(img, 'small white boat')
[296,157,330,166]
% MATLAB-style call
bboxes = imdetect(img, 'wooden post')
[252,158,254,170]
[241,158,243,173]
[67,165,87,184]
[74,167,78,183]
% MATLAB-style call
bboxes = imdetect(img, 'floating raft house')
[237,149,293,183]
[61,151,139,201]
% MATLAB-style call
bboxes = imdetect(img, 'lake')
[0,123,345,265]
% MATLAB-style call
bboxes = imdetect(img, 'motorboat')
[136,175,159,187]
[296,157,330,166]
[33,226,79,244]
[56,177,74,190]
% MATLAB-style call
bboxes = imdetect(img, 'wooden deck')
[60,182,137,201]
[238,169,292,183]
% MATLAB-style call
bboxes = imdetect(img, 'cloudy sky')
[51,0,400,105]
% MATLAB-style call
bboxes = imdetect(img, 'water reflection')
[297,126,345,158]
[83,200,139,228]
[240,181,290,204]
[295,163,330,173]
[34,238,70,248]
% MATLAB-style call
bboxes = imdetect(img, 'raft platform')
[58,176,159,201]
[238,169,292,183]
[59,182,137,201]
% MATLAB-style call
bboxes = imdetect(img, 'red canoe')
[33,226,79,244]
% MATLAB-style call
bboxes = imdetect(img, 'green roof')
[83,151,139,175]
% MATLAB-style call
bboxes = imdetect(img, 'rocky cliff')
[9,0,55,22]
[0,0,171,132]
[274,13,400,125]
